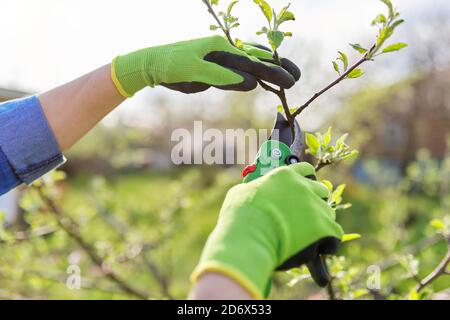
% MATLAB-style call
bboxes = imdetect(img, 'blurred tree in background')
[1,0,450,300]
[1,81,449,299]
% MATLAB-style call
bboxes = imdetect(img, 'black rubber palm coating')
[277,236,340,287]
[162,43,301,94]
[162,68,258,93]
[307,256,330,287]
[204,51,296,89]
[250,44,301,81]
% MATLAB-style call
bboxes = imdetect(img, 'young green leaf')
[349,43,368,54]
[267,30,285,51]
[227,0,238,15]
[210,0,219,5]
[338,51,349,71]
[256,26,269,35]
[341,150,359,160]
[342,233,361,242]
[254,0,273,25]
[277,5,295,26]
[279,11,295,23]
[332,61,340,75]
[306,133,320,156]
[382,42,408,53]
[235,38,244,49]
[323,127,332,147]
[372,14,387,26]
[332,184,346,204]
[336,203,352,211]
[391,19,405,29]
[430,218,445,231]
[377,26,394,47]
[347,68,364,79]
[336,133,349,148]
[353,289,369,299]
[408,289,419,300]
[209,25,220,31]
[322,180,334,192]
[277,5,288,19]
[380,0,394,18]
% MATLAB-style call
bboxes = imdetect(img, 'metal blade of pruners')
[269,112,303,158]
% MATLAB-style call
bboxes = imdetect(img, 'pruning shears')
[242,112,332,287]
[242,113,302,183]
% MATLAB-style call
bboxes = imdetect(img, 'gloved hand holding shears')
[192,114,344,299]
[112,35,300,96]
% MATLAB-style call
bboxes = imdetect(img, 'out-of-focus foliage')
[0,167,239,299]
[1,132,449,299]
[1,0,449,298]
[1,72,450,298]
[283,145,450,299]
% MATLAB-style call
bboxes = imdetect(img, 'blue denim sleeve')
[0,147,20,195]
[0,96,65,195]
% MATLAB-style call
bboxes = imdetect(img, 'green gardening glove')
[111,35,300,97]
[191,162,344,299]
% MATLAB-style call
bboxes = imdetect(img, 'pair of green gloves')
[112,36,344,299]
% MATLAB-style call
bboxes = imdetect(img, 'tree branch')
[202,1,299,138]
[416,236,450,292]
[141,253,173,299]
[257,79,279,94]
[92,199,174,299]
[36,185,149,300]
[326,277,337,300]
[315,160,333,172]
[202,0,234,45]
[292,45,376,118]
[350,235,442,289]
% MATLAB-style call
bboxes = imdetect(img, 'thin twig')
[202,0,295,135]
[92,200,173,299]
[292,45,376,118]
[0,225,57,244]
[141,253,173,299]
[272,51,296,137]
[350,235,442,287]
[202,0,234,45]
[315,160,333,172]
[326,277,337,300]
[416,236,450,292]
[257,79,279,94]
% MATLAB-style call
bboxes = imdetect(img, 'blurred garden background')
[0,0,449,299]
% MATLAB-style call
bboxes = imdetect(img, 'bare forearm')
[189,273,252,300]
[38,64,125,151]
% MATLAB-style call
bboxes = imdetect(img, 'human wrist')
[111,44,172,97]
[189,272,253,300]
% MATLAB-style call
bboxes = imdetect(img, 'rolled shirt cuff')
[0,95,65,184]
[0,146,21,194]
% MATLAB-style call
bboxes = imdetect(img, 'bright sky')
[0,0,448,127]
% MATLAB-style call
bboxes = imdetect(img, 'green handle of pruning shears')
[241,113,332,288]
[242,140,300,183]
